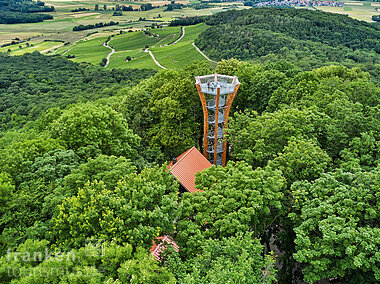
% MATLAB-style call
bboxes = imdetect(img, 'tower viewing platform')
[195,74,240,166]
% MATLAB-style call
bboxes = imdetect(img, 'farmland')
[315,1,380,22]
[0,0,377,71]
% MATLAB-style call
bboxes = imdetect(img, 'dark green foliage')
[71,7,88,12]
[0,0,54,23]
[72,21,119,31]
[0,10,52,23]
[0,53,156,132]
[117,61,210,158]
[0,0,54,13]
[194,8,380,81]
[169,15,206,26]
[164,2,183,11]
[140,3,153,11]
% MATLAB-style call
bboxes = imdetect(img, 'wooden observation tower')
[195,74,240,167]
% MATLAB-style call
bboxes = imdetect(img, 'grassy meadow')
[106,23,214,70]
[149,23,214,69]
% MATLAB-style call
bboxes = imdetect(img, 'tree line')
[72,21,119,31]
[0,52,155,131]
[0,0,54,24]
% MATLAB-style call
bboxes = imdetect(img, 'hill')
[194,8,380,80]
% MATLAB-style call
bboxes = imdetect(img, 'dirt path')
[146,49,167,70]
[172,26,185,45]
[147,26,186,70]
[192,42,217,63]
[103,40,115,68]
[61,44,76,56]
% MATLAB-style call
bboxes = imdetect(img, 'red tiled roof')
[150,236,179,261]
[168,146,212,193]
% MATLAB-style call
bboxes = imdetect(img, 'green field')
[65,36,109,65]
[150,23,213,69]
[107,49,161,70]
[0,40,64,55]
[105,23,214,70]
[109,26,181,51]
[0,0,229,45]
[315,0,379,22]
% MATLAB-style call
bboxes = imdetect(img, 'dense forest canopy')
[0,0,54,23]
[0,52,378,283]
[192,8,380,82]
[0,52,155,132]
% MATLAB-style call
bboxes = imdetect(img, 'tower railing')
[195,74,240,166]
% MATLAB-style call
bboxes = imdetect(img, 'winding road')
[147,49,167,70]
[192,42,217,63]
[103,40,115,68]
[171,26,185,45]
[147,26,186,70]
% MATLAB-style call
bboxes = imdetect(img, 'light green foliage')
[268,66,380,158]
[228,108,320,168]
[117,247,176,284]
[289,169,380,283]
[48,103,140,159]
[0,136,63,185]
[41,154,137,227]
[165,234,277,283]
[62,154,136,193]
[339,132,380,172]
[52,165,179,249]
[0,173,14,221]
[176,161,286,257]
[0,239,173,283]
[270,138,331,185]
[268,65,373,110]
[0,239,50,283]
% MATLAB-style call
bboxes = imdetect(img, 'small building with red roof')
[167,146,212,194]
[150,236,179,261]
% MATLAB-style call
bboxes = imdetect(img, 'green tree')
[118,62,210,158]
[270,138,331,185]
[165,234,277,283]
[0,239,175,283]
[176,161,286,257]
[289,169,380,283]
[228,108,321,168]
[48,103,140,159]
[52,165,179,249]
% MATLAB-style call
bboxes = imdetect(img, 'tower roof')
[168,146,212,193]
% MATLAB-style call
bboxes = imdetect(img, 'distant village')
[249,0,343,7]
